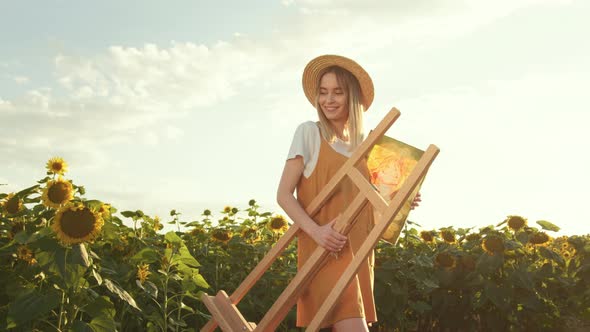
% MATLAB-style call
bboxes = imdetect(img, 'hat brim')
[302,54,374,111]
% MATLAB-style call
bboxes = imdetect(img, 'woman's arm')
[276,156,347,252]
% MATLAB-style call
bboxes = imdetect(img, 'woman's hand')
[310,217,348,253]
[410,192,422,210]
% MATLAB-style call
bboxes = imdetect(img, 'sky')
[1,0,589,236]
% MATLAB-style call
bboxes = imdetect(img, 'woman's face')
[318,72,348,124]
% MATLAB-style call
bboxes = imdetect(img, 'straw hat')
[302,54,374,111]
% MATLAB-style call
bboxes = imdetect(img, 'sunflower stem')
[163,271,169,332]
[176,293,184,332]
[57,289,66,330]
[215,252,219,291]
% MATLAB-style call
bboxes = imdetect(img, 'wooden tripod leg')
[201,225,300,332]
[254,192,368,331]
[306,144,439,331]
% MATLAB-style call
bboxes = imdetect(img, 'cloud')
[1,0,583,231]
[13,76,29,85]
[2,0,574,167]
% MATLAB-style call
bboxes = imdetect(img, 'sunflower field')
[1,158,589,332]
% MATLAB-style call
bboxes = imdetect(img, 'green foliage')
[1,173,590,331]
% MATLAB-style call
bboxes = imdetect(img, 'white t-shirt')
[287,121,353,178]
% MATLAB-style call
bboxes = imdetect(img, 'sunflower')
[529,232,550,245]
[41,177,74,209]
[435,252,456,268]
[562,250,572,259]
[506,215,527,231]
[268,215,289,233]
[211,228,233,244]
[137,264,151,284]
[240,225,260,243]
[482,235,505,255]
[2,193,23,216]
[420,231,434,243]
[440,229,456,243]
[46,157,69,175]
[240,225,258,238]
[465,233,481,242]
[190,226,206,236]
[52,203,104,245]
[153,215,163,231]
[223,206,232,213]
[97,203,111,218]
[16,245,37,265]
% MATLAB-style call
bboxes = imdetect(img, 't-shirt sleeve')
[286,121,320,174]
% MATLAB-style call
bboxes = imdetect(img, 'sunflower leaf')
[120,210,137,218]
[177,246,200,267]
[71,320,93,332]
[89,315,117,332]
[165,231,182,245]
[6,288,60,328]
[192,273,210,289]
[103,279,141,311]
[80,295,115,318]
[92,268,103,285]
[15,184,40,199]
[131,248,160,264]
[71,243,90,267]
[143,281,159,299]
[536,220,560,232]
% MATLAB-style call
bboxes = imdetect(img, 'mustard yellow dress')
[295,131,377,328]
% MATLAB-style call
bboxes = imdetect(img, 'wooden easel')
[200,108,440,331]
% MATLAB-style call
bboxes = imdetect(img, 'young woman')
[277,54,421,331]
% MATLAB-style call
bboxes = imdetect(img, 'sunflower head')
[190,226,206,236]
[482,235,505,255]
[440,229,456,243]
[506,215,527,231]
[268,215,289,233]
[240,225,260,243]
[97,203,111,217]
[240,225,258,238]
[223,206,232,213]
[529,232,550,245]
[562,250,572,259]
[420,231,434,243]
[16,245,37,265]
[3,193,24,216]
[52,203,104,245]
[153,215,163,231]
[435,252,456,269]
[46,157,69,175]
[42,177,74,209]
[137,263,151,284]
[211,228,232,244]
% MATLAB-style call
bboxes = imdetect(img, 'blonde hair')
[314,66,365,151]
